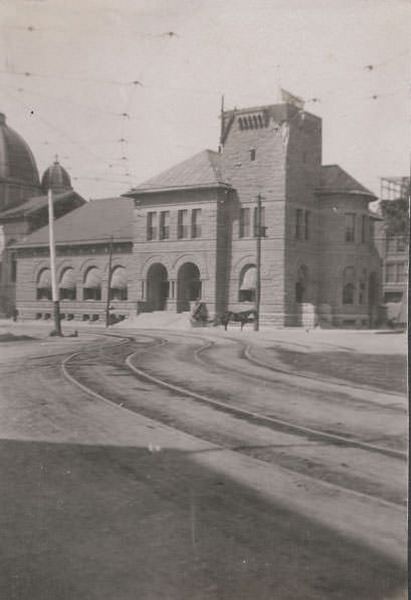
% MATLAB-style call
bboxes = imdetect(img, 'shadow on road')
[0,438,406,600]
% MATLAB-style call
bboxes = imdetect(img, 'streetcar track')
[61,330,406,462]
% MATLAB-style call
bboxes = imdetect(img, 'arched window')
[59,268,76,301]
[109,266,128,301]
[83,267,102,301]
[295,265,309,303]
[239,264,256,302]
[342,266,355,305]
[358,268,367,305]
[36,268,52,300]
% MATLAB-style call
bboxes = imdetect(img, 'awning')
[110,267,127,289]
[84,267,102,288]
[240,267,256,291]
[59,268,76,289]
[37,269,51,287]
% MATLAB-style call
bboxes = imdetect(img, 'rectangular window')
[177,209,188,239]
[10,256,17,283]
[253,206,266,237]
[295,208,303,240]
[250,148,256,161]
[396,262,406,282]
[304,210,310,240]
[239,207,250,238]
[159,211,170,240]
[385,235,395,253]
[344,213,356,242]
[385,263,396,283]
[396,237,406,252]
[146,212,157,241]
[361,215,367,243]
[191,208,202,238]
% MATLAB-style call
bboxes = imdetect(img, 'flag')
[280,89,304,110]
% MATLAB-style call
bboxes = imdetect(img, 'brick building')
[14,99,382,327]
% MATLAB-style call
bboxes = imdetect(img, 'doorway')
[146,263,169,311]
[177,262,201,312]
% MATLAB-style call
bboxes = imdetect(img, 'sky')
[0,0,409,200]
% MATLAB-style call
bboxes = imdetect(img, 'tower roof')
[0,112,40,185]
[41,157,72,193]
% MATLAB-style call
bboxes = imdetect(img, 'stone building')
[14,98,382,327]
[0,112,85,315]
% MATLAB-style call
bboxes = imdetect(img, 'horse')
[218,309,257,331]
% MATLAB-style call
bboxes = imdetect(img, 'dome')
[0,112,40,185]
[41,157,72,193]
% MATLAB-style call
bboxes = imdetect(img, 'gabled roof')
[125,149,230,195]
[0,190,84,220]
[14,196,134,248]
[319,165,376,198]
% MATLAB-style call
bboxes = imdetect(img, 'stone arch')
[146,262,169,311]
[233,255,256,280]
[171,253,208,279]
[141,254,172,279]
[176,262,202,312]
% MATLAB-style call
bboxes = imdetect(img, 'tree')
[380,197,410,241]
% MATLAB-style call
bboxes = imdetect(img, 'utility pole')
[48,188,62,336]
[105,236,114,327]
[254,193,262,331]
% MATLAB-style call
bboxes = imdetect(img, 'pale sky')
[0,0,410,200]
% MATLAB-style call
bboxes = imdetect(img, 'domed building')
[41,157,73,194]
[0,113,85,315]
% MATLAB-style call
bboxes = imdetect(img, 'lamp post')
[48,188,62,336]
[254,193,263,331]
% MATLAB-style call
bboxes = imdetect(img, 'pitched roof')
[319,165,376,198]
[15,196,134,248]
[0,190,83,220]
[126,149,230,195]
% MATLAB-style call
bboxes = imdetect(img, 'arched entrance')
[146,263,169,311]
[177,262,201,312]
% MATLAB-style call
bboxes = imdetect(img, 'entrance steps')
[114,311,193,330]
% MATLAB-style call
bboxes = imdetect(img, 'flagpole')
[48,188,62,336]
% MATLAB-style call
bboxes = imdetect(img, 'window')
[191,208,202,238]
[359,269,367,304]
[147,212,157,241]
[83,267,102,301]
[253,206,266,237]
[36,268,52,300]
[396,237,406,252]
[396,262,406,282]
[384,291,403,303]
[361,215,367,243]
[295,265,309,303]
[10,255,17,283]
[385,263,395,283]
[159,211,170,240]
[295,208,303,239]
[239,207,251,238]
[109,266,128,301]
[342,266,355,304]
[385,235,395,253]
[59,268,76,301]
[239,265,256,302]
[177,209,188,239]
[344,213,356,242]
[304,211,310,240]
[250,148,256,161]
